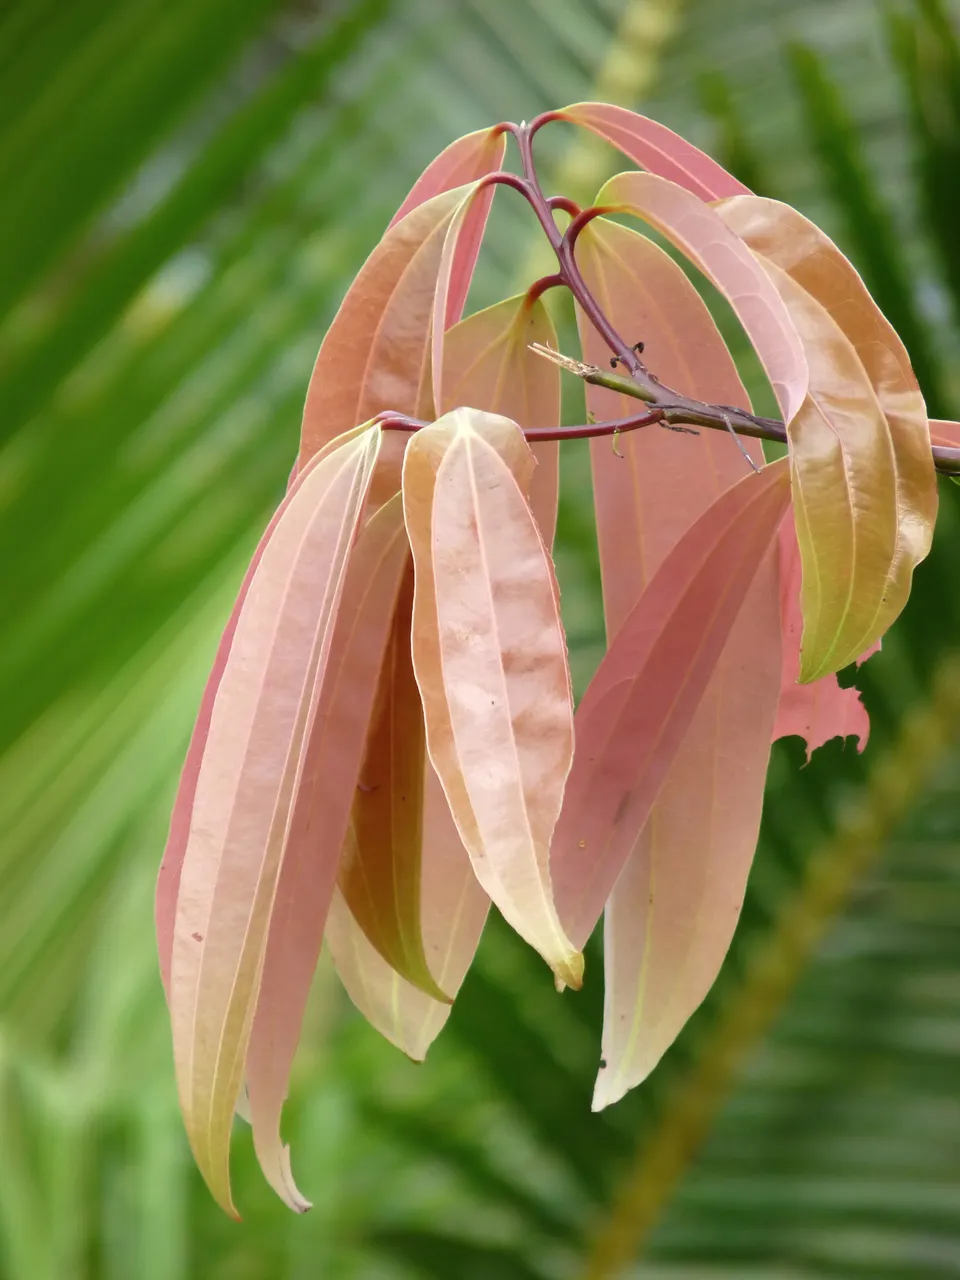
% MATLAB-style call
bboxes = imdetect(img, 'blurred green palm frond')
[2,0,960,1277]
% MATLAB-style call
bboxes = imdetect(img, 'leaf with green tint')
[440,292,561,545]
[717,195,938,680]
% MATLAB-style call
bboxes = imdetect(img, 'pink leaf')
[551,458,791,950]
[403,409,581,987]
[574,216,764,631]
[572,216,783,1102]
[594,552,781,1108]
[389,126,507,229]
[298,187,465,467]
[245,491,412,1209]
[429,180,506,412]
[440,292,561,547]
[558,102,750,202]
[595,170,808,425]
[170,428,380,1215]
[156,425,376,998]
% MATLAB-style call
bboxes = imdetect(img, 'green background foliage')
[2,1,960,1276]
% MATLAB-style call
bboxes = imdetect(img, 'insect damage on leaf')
[156,104,951,1213]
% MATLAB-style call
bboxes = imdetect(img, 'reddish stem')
[377,407,665,442]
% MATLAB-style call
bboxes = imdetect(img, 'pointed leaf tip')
[402,408,581,986]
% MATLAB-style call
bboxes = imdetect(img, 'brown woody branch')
[529,345,960,477]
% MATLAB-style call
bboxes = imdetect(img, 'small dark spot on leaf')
[599,1058,607,1069]
[192,932,203,943]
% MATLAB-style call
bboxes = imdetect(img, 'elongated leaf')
[394,130,505,334]
[551,459,792,948]
[337,562,451,1001]
[298,186,465,466]
[155,426,376,998]
[558,101,750,202]
[402,408,581,988]
[440,292,561,546]
[245,489,414,1210]
[572,216,782,1107]
[574,216,765,618]
[594,171,807,425]
[429,179,503,410]
[170,428,380,1214]
[595,554,781,1108]
[757,258,931,678]
[716,194,938,679]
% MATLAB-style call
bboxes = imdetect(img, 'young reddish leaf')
[171,428,381,1214]
[243,490,414,1209]
[773,511,869,756]
[389,126,506,229]
[440,292,561,546]
[558,101,750,202]
[428,179,511,412]
[594,171,807,425]
[572,217,782,1103]
[716,196,938,681]
[337,563,451,1001]
[573,216,765,622]
[757,259,929,679]
[327,768,490,1061]
[594,555,781,1107]
[402,408,582,988]
[551,459,791,949]
[298,186,465,467]
[156,422,379,999]
[930,419,960,446]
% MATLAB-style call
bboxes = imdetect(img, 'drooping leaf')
[573,216,765,615]
[594,555,781,1108]
[402,408,581,988]
[428,178,507,409]
[594,170,808,425]
[716,194,938,680]
[337,562,451,1001]
[572,216,782,1106]
[298,185,466,466]
[155,422,378,998]
[440,292,561,546]
[551,458,792,950]
[568,120,871,753]
[244,488,416,1209]
[558,101,750,202]
[758,258,933,679]
[170,427,380,1214]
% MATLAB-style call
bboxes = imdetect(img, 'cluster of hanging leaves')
[155,103,960,1214]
